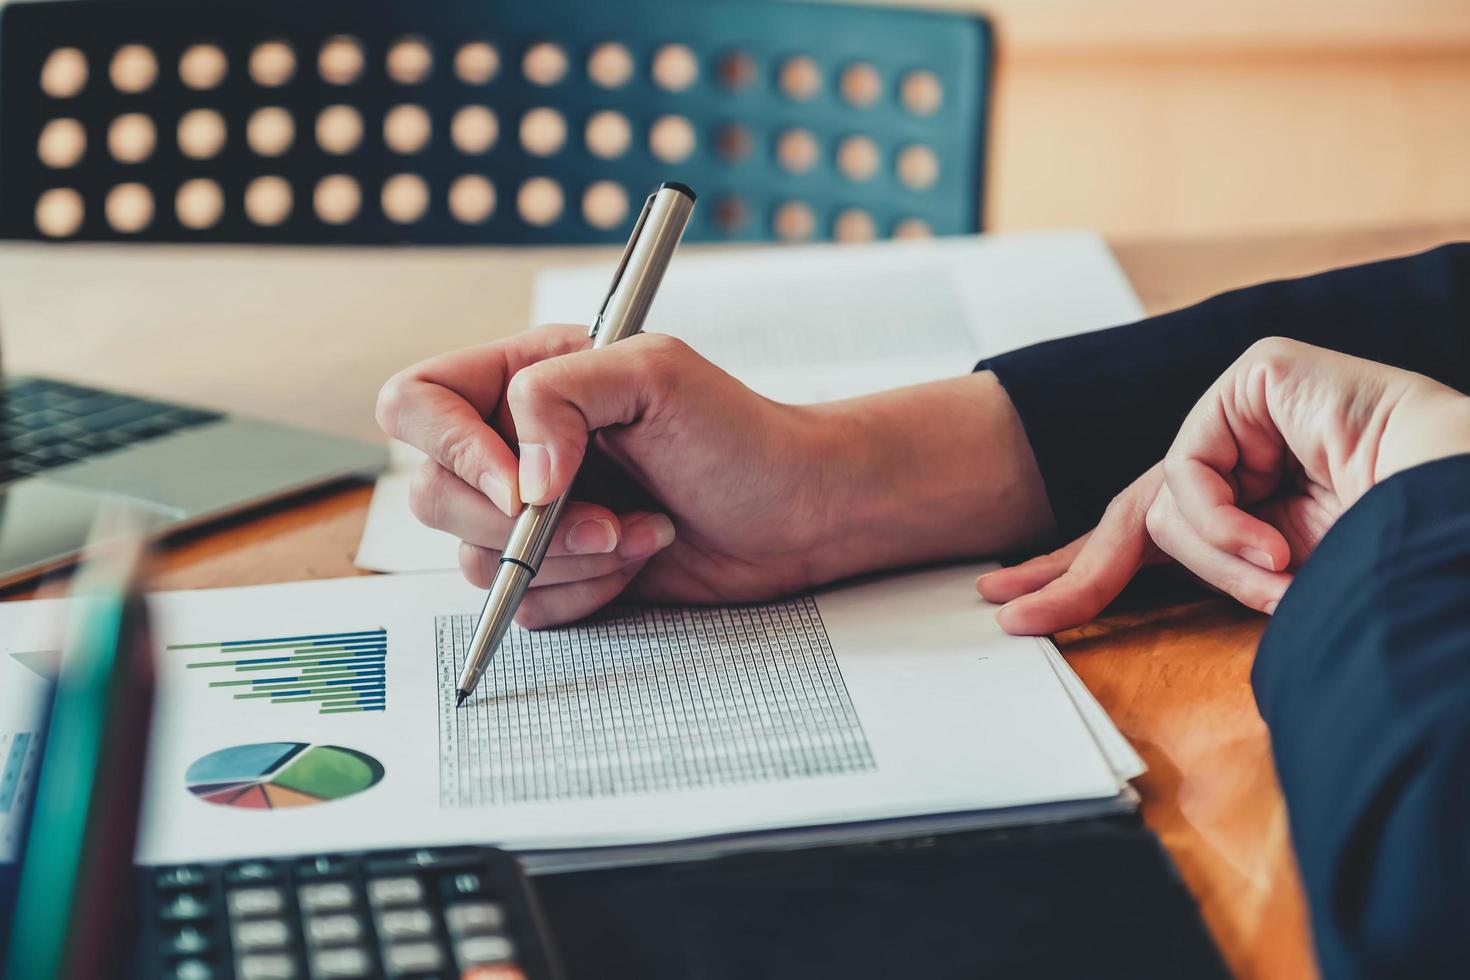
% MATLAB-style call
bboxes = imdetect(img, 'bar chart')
[172,628,387,714]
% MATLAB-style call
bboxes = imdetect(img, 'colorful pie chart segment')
[186,742,383,810]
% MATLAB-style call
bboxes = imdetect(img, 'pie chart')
[186,742,383,809]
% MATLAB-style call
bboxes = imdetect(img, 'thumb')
[504,333,686,505]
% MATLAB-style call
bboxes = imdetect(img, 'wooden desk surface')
[3,221,1467,979]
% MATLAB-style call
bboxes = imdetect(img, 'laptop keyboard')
[0,376,221,484]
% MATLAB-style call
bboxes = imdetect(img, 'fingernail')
[479,473,515,516]
[519,444,550,504]
[1264,600,1279,615]
[1241,547,1278,572]
[621,514,676,559]
[566,518,618,555]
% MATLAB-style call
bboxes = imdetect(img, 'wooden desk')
[2,221,1467,979]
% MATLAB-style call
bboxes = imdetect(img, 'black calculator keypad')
[139,846,559,980]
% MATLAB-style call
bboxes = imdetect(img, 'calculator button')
[445,902,506,937]
[296,854,354,880]
[306,913,365,947]
[236,952,299,980]
[381,941,444,975]
[228,887,286,918]
[168,959,215,980]
[227,861,279,884]
[308,946,373,979]
[457,934,515,966]
[159,891,211,922]
[156,866,209,889]
[368,876,424,907]
[376,907,434,941]
[299,882,356,913]
[233,918,292,952]
[160,924,213,956]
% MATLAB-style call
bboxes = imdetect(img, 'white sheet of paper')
[0,563,1128,866]
[354,229,1145,573]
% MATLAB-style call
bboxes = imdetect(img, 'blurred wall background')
[930,0,1470,238]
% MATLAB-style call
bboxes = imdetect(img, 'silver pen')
[455,181,697,707]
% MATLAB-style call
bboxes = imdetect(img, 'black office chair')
[0,0,991,245]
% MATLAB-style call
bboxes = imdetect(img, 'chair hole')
[837,135,880,182]
[773,200,816,242]
[718,51,757,91]
[778,55,821,101]
[522,42,568,86]
[455,42,500,85]
[587,42,634,89]
[384,104,431,154]
[37,118,86,169]
[839,63,882,108]
[649,114,695,163]
[179,44,227,91]
[249,41,296,87]
[316,105,363,155]
[247,107,294,156]
[178,109,227,160]
[40,48,88,98]
[319,36,365,85]
[314,174,360,224]
[582,181,628,230]
[35,188,84,237]
[585,110,631,159]
[519,107,566,157]
[900,70,943,116]
[382,173,430,224]
[245,176,292,226]
[712,195,748,235]
[106,182,154,233]
[893,217,932,239]
[715,123,753,163]
[449,175,496,224]
[176,178,224,230]
[775,128,819,174]
[451,106,498,155]
[108,113,156,164]
[517,177,563,226]
[896,144,939,190]
[652,44,698,92]
[110,45,157,94]
[834,208,876,243]
[387,37,433,84]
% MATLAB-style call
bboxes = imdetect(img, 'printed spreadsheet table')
[435,599,876,806]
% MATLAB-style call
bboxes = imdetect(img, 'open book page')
[0,563,1127,866]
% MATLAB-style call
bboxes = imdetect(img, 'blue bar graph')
[172,629,387,714]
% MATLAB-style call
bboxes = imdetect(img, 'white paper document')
[0,563,1132,866]
[355,229,1145,573]
[530,228,1144,405]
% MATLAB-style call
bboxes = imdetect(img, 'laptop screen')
[0,650,53,961]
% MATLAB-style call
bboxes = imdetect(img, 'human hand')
[376,325,847,627]
[978,338,1470,634]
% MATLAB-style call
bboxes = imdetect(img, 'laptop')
[0,363,383,585]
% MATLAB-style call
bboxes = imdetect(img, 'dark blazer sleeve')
[979,243,1470,540]
[1253,455,1470,979]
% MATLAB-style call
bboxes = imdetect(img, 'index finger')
[375,324,588,515]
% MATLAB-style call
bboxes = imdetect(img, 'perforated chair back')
[0,0,991,245]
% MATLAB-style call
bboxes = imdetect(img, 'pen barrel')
[502,493,572,571]
[591,184,696,348]
[457,561,533,692]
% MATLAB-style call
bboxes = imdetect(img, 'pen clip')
[590,191,657,339]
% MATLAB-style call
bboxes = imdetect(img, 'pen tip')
[455,689,469,708]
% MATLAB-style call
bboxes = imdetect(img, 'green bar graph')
[170,628,387,715]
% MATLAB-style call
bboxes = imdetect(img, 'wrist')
[1377,385,1470,484]
[791,371,1056,586]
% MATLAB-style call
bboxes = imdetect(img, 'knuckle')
[374,371,412,433]
[1143,497,1173,540]
[407,462,447,527]
[505,363,548,414]
[458,543,495,588]
[436,428,483,483]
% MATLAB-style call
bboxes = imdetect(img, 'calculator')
[136,846,564,980]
